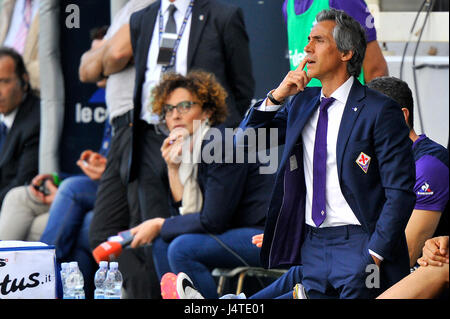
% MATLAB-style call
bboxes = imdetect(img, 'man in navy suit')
[238,9,416,298]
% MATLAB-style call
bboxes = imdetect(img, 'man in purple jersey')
[367,77,449,268]
[284,0,388,83]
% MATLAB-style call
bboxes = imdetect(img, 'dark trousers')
[152,228,263,299]
[135,120,171,221]
[89,113,166,298]
[300,225,381,299]
[89,122,135,248]
[249,265,303,299]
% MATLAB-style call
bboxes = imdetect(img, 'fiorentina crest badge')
[356,152,371,173]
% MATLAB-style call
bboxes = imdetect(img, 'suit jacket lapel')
[280,95,320,170]
[0,122,13,166]
[187,0,208,69]
[0,95,28,165]
[336,80,366,179]
[136,4,159,87]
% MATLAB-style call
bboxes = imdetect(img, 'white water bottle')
[104,262,123,299]
[66,261,85,299]
[94,261,108,299]
[60,262,71,299]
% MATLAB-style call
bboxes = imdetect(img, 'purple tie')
[311,96,335,227]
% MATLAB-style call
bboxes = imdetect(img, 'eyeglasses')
[162,101,198,117]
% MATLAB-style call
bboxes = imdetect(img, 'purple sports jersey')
[282,0,378,43]
[413,135,449,212]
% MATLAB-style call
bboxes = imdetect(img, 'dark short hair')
[0,47,29,89]
[316,9,367,78]
[367,76,414,129]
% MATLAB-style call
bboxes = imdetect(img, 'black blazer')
[160,126,274,242]
[128,0,255,180]
[0,93,40,205]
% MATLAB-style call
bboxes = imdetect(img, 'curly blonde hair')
[151,70,228,126]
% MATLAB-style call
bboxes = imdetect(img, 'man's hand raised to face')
[268,57,311,106]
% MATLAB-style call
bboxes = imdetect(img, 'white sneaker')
[177,272,204,299]
[160,272,204,299]
[220,293,247,299]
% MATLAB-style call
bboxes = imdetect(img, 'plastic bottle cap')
[69,261,78,268]
[99,261,108,268]
[110,262,118,269]
[61,263,69,269]
[52,172,61,186]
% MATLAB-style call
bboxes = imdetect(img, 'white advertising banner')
[0,241,57,299]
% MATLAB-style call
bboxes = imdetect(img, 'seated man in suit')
[237,9,416,298]
[0,46,39,207]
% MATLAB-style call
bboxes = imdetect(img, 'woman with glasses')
[129,71,275,299]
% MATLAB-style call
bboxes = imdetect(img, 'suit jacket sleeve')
[0,125,39,203]
[160,161,249,242]
[367,100,416,261]
[236,99,289,148]
[222,7,255,116]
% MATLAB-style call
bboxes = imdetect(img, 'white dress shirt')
[140,0,192,124]
[258,77,383,261]
[0,106,18,132]
[302,76,360,228]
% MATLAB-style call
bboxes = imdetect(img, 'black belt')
[111,110,133,131]
[305,224,365,239]
[137,119,168,135]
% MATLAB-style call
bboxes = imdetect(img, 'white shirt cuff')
[256,98,283,112]
[368,249,384,262]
